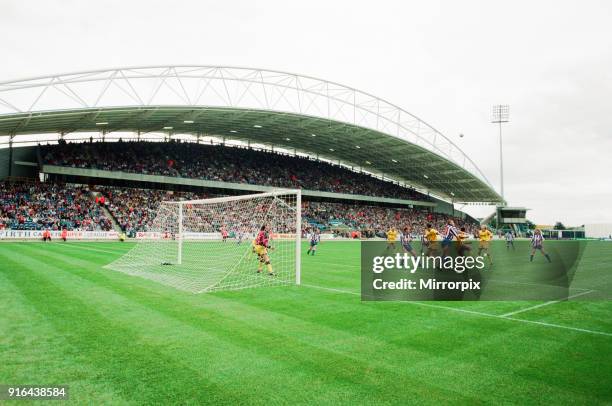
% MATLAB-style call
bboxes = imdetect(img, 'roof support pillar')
[7,133,14,177]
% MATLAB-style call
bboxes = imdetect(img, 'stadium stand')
[42,141,428,201]
[97,187,211,236]
[0,181,113,231]
[2,136,480,237]
[1,180,477,237]
[302,201,476,238]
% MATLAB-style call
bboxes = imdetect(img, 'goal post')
[104,189,302,293]
[177,202,183,265]
[295,189,301,285]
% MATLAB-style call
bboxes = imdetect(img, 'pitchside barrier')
[134,232,296,240]
[0,230,542,242]
[0,230,119,240]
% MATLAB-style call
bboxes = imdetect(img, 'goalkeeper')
[254,225,274,276]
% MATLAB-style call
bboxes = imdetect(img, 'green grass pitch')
[1,240,611,404]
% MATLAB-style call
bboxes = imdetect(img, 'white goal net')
[104,190,301,293]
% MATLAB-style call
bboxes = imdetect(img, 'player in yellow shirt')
[478,225,494,264]
[424,224,439,256]
[386,227,399,250]
[252,234,264,265]
[457,227,471,256]
[254,225,274,275]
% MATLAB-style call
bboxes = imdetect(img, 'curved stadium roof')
[0,65,501,203]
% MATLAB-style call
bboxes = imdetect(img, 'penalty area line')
[499,290,596,317]
[301,284,523,318]
[300,284,612,337]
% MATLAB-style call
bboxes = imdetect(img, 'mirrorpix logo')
[360,242,489,301]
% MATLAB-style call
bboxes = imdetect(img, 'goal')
[104,189,301,293]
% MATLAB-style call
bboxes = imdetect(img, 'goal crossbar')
[165,189,301,206]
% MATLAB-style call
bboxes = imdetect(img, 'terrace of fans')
[0,180,477,237]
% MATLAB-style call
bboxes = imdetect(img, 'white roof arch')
[0,65,501,202]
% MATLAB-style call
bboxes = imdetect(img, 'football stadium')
[0,64,610,404]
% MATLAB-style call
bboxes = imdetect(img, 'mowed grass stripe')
[47,241,135,256]
[0,269,132,404]
[0,248,256,405]
[245,285,611,402]
[9,243,612,404]
[2,241,611,404]
[34,244,612,356]
[1,244,524,402]
[7,245,347,404]
[303,242,548,316]
[11,244,488,403]
[3,244,556,402]
[509,300,612,333]
[307,240,612,317]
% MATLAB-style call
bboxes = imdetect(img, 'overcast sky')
[1,0,611,226]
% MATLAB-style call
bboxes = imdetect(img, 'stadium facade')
[0,65,502,216]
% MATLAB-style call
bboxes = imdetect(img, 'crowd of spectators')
[42,140,428,201]
[96,186,476,237]
[1,181,477,237]
[0,181,113,231]
[302,201,477,238]
[97,187,211,236]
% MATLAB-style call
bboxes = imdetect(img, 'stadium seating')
[97,187,212,236]
[1,179,476,236]
[5,139,481,236]
[42,141,429,201]
[0,181,113,231]
[302,201,476,237]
